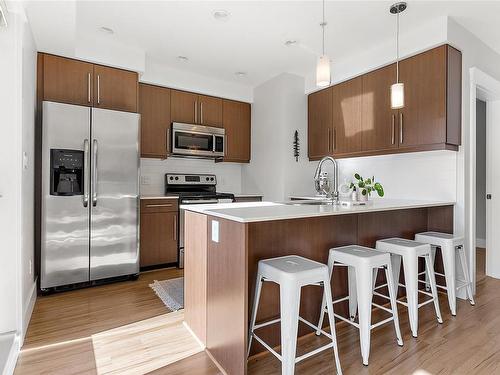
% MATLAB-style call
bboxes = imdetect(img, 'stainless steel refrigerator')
[41,101,140,290]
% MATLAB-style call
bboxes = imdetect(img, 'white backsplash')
[140,157,243,195]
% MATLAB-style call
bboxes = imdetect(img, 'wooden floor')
[16,252,499,375]
[15,268,183,375]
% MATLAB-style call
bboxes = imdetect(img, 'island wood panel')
[245,206,454,357]
[246,214,358,355]
[184,211,208,345]
[206,217,248,375]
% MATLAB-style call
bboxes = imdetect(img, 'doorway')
[475,99,486,283]
[469,67,500,291]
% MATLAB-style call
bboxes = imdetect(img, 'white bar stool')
[375,238,443,338]
[316,245,403,366]
[415,231,475,315]
[248,255,342,375]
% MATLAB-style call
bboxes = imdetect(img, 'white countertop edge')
[183,200,456,223]
[140,195,179,200]
[233,193,263,198]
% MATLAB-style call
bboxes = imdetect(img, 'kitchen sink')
[285,200,338,206]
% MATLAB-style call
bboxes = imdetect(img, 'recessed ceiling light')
[235,72,247,77]
[99,26,114,35]
[285,40,297,47]
[177,56,189,62]
[213,10,230,21]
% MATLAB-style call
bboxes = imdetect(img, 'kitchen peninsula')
[183,199,455,374]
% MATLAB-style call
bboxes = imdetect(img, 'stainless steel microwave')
[171,122,225,158]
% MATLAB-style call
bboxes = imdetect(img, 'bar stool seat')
[248,255,342,375]
[316,245,403,366]
[376,238,443,338]
[415,232,475,315]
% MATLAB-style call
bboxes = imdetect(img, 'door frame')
[467,67,500,293]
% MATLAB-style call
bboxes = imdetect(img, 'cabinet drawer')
[140,199,178,213]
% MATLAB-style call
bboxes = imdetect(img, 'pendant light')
[390,2,407,109]
[316,0,331,87]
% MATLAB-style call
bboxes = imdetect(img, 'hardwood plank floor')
[15,268,182,375]
[17,259,499,375]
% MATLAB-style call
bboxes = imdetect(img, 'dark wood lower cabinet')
[140,199,178,268]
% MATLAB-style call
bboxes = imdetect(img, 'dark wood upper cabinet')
[42,54,94,107]
[332,76,362,155]
[308,87,332,159]
[307,44,461,160]
[40,53,138,112]
[93,65,138,113]
[361,64,399,152]
[171,90,198,124]
[139,83,171,158]
[398,46,447,147]
[199,95,223,127]
[223,100,251,162]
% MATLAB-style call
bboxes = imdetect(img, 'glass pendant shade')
[390,82,404,109]
[316,55,331,87]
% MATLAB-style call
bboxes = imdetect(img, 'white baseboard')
[476,238,486,248]
[21,280,37,346]
[1,333,19,375]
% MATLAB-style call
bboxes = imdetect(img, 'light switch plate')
[211,220,219,243]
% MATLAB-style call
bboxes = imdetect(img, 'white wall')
[476,99,487,245]
[245,20,457,203]
[140,158,242,196]
[0,4,37,368]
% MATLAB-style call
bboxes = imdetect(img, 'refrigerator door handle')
[83,139,90,207]
[92,139,98,206]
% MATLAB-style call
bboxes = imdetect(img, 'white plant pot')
[358,190,369,202]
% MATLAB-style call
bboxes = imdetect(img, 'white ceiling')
[23,1,500,87]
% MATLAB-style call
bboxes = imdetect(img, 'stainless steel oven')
[171,122,225,158]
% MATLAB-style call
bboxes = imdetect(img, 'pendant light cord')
[396,9,400,83]
[322,0,326,55]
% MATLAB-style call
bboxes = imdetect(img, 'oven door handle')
[182,199,219,204]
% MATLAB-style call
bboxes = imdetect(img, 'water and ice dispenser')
[50,149,84,196]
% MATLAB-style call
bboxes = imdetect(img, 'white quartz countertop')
[140,195,179,200]
[181,199,455,223]
[232,193,263,198]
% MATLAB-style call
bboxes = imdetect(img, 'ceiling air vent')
[0,0,8,28]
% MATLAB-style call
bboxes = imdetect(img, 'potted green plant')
[349,173,384,202]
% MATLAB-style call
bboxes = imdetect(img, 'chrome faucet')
[314,156,339,203]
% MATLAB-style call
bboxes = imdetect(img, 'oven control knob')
[206,177,209,181]
[211,177,214,181]
[175,177,179,181]
[169,176,173,180]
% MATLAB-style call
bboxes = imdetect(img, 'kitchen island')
[183,199,455,374]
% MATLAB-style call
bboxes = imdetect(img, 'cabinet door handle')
[166,127,170,155]
[200,102,204,124]
[87,73,91,103]
[173,215,177,241]
[391,114,395,145]
[145,203,173,208]
[97,74,101,105]
[399,112,404,144]
[332,128,336,151]
[194,101,198,123]
[327,128,331,152]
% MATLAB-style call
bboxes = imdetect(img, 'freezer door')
[90,108,140,280]
[41,101,91,289]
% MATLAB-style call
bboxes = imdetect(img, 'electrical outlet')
[211,220,219,243]
[140,176,151,185]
